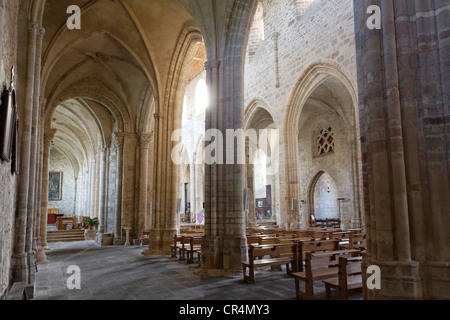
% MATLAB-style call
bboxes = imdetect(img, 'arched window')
[195,79,208,116]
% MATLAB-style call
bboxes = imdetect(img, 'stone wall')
[244,0,359,227]
[244,0,357,115]
[0,0,20,299]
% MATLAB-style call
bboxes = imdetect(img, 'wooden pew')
[292,249,360,300]
[322,256,363,300]
[341,233,367,251]
[171,234,184,258]
[186,236,203,264]
[242,243,298,284]
[297,240,340,272]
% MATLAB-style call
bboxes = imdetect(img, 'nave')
[34,240,363,301]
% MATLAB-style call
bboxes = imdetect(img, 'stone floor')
[34,241,363,301]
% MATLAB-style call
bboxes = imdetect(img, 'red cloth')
[47,214,56,225]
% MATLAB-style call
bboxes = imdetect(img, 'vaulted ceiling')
[41,0,202,170]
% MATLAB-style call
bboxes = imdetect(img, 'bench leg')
[295,278,314,300]
[294,278,303,299]
[305,278,314,300]
[187,251,194,264]
[286,263,291,275]
[242,265,255,284]
[325,284,332,300]
[271,265,282,271]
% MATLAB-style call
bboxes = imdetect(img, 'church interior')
[0,0,449,302]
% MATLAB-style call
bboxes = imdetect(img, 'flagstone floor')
[33,241,363,301]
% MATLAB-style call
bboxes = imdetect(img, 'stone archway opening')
[244,104,279,227]
[294,72,362,230]
[309,171,340,222]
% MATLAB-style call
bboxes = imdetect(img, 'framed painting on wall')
[49,171,63,201]
[0,67,17,163]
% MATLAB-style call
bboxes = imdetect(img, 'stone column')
[354,0,450,299]
[121,133,137,240]
[200,56,248,276]
[73,177,78,215]
[30,26,45,264]
[143,112,175,256]
[138,133,153,234]
[113,132,125,242]
[36,128,56,263]
[12,22,39,283]
[97,148,107,235]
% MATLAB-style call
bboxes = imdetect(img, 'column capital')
[139,132,153,149]
[112,131,125,150]
[204,59,221,70]
[43,128,57,145]
[37,26,46,38]
[28,22,41,35]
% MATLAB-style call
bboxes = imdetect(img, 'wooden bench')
[292,249,360,300]
[297,240,340,272]
[56,216,78,230]
[340,233,367,251]
[139,231,150,246]
[322,256,363,300]
[242,243,298,284]
[314,218,341,229]
[186,236,203,264]
[171,234,184,258]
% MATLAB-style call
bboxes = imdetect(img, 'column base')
[193,267,242,279]
[200,235,247,273]
[423,261,450,299]
[142,229,176,256]
[362,256,423,300]
[35,248,50,264]
[11,253,28,283]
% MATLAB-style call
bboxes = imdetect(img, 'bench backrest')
[190,237,203,246]
[304,251,339,276]
[339,256,362,276]
[330,231,354,241]
[338,256,362,299]
[297,240,339,271]
[311,231,330,240]
[349,233,366,250]
[299,240,339,256]
[249,243,296,260]
[259,237,278,245]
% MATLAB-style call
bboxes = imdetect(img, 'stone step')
[47,230,87,243]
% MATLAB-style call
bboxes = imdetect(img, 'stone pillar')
[197,0,259,276]
[36,128,56,263]
[30,26,45,263]
[113,132,125,242]
[73,177,78,214]
[12,22,39,284]
[354,0,450,299]
[143,113,175,256]
[138,133,153,234]
[200,56,248,276]
[97,148,107,235]
[121,133,137,239]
